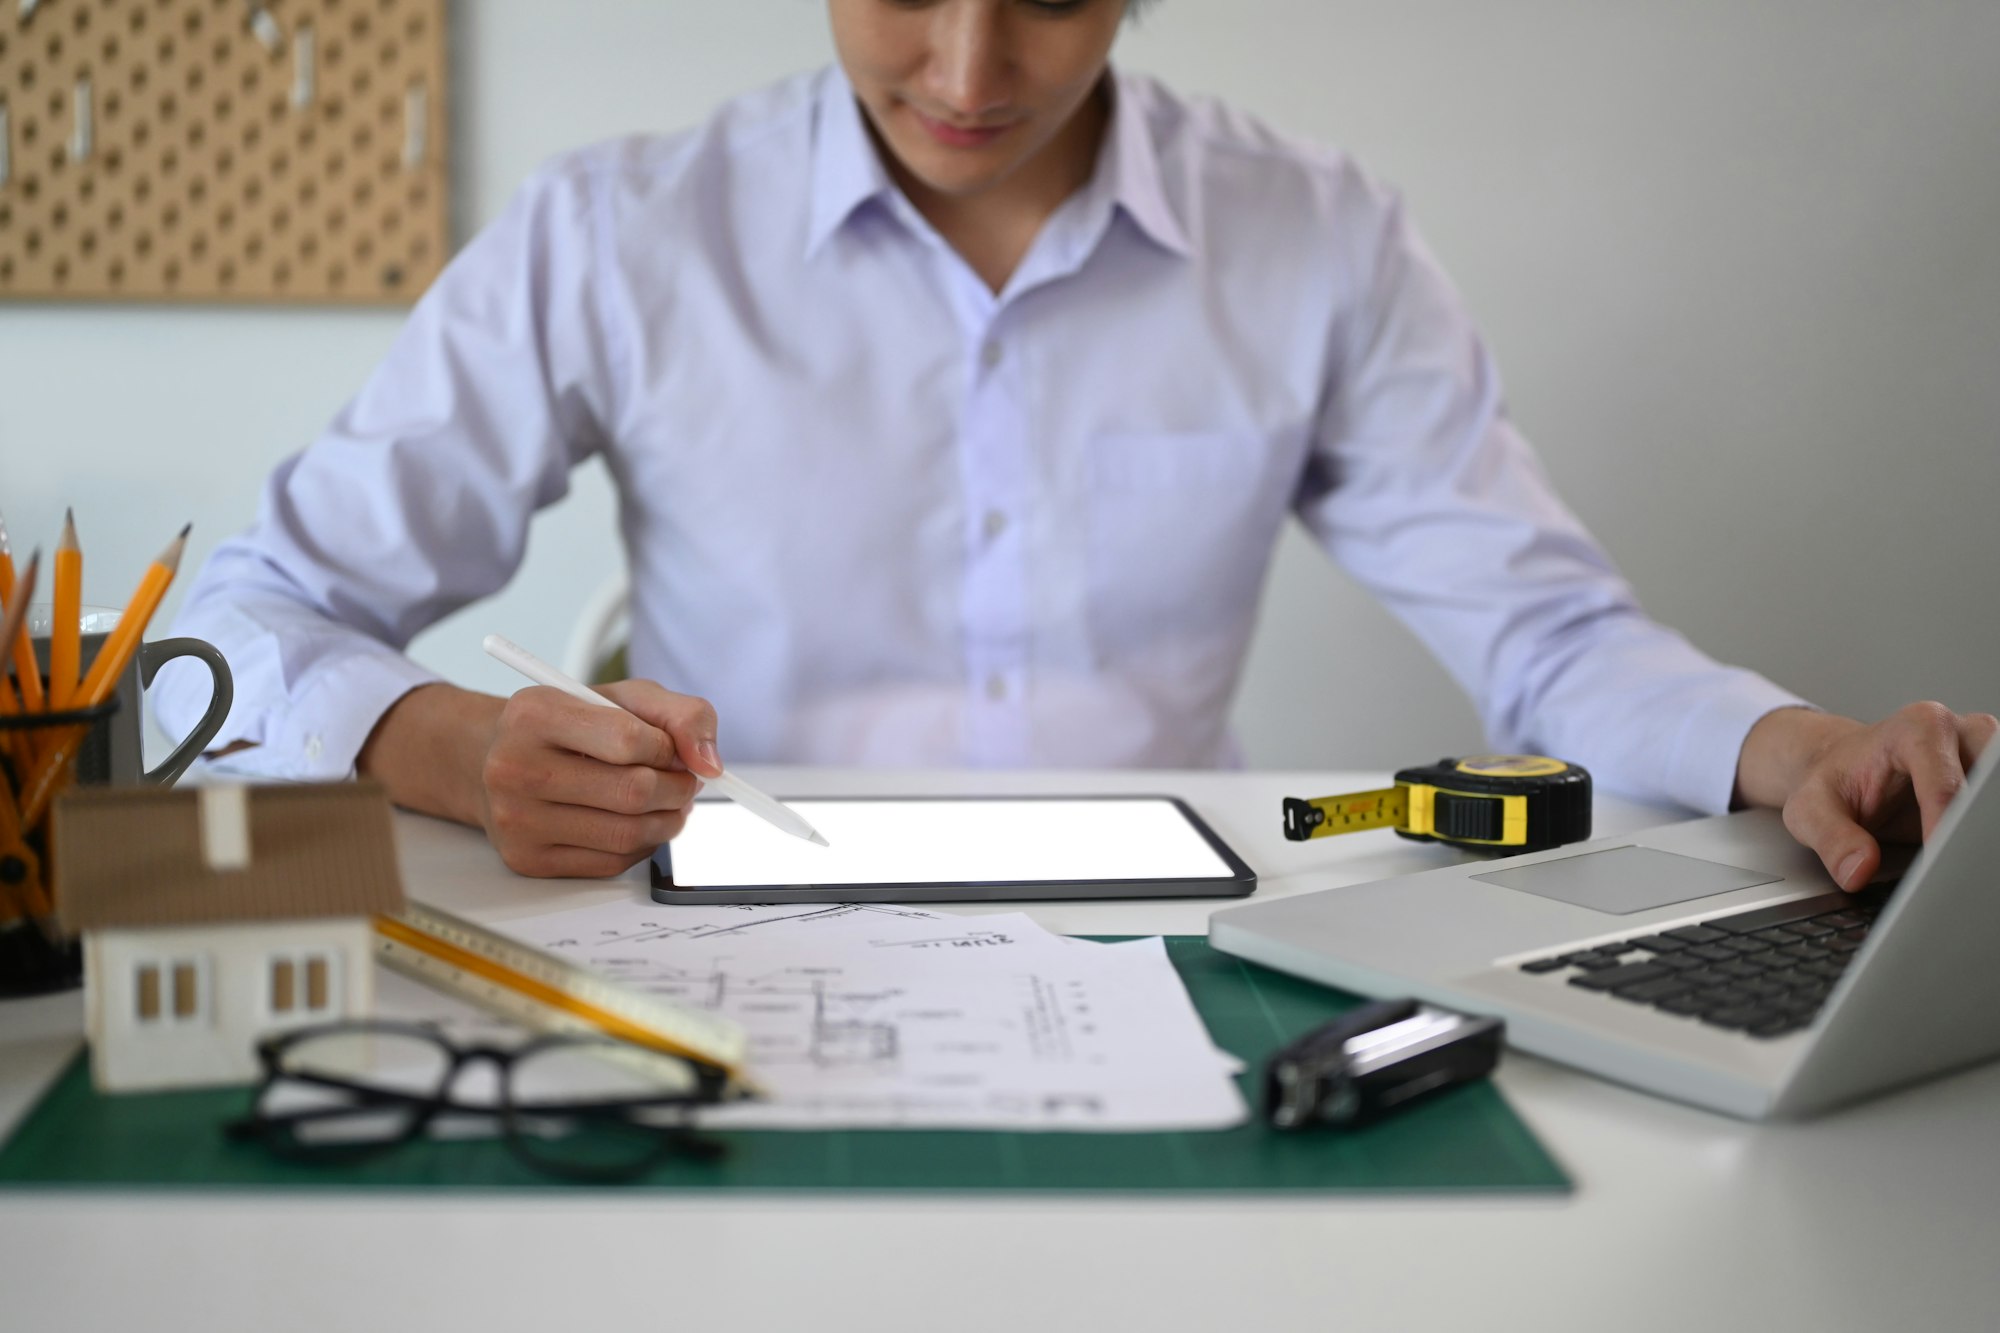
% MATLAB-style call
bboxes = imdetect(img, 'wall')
[3,1,1995,786]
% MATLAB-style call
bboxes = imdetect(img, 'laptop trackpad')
[1471,845,1783,915]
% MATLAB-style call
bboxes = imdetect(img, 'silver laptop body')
[1209,753,2000,1119]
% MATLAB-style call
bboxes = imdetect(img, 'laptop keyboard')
[1517,885,1894,1039]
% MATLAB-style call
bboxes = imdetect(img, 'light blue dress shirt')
[159,67,1804,813]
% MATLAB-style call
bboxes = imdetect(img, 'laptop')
[1209,751,2000,1119]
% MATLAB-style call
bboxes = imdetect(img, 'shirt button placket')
[961,322,1030,765]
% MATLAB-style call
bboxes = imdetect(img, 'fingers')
[1961,711,1998,770]
[507,846,638,880]
[498,840,668,881]
[1887,702,1969,843]
[501,685,679,768]
[500,682,725,774]
[599,678,724,777]
[1777,702,1994,893]
[487,802,696,878]
[1782,776,1881,892]
[484,743,701,816]
[479,679,724,878]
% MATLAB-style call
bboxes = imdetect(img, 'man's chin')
[902,156,1021,202]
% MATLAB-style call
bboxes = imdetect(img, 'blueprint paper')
[485,899,1250,1131]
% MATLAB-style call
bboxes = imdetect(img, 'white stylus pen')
[482,634,829,847]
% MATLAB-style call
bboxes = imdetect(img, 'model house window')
[305,955,332,1011]
[133,957,210,1025]
[267,950,341,1017]
[270,958,296,1013]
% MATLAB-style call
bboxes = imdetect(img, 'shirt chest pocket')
[1080,429,1293,658]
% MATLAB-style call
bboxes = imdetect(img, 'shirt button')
[303,734,324,760]
[982,509,1008,541]
[985,674,1007,701]
[980,340,1003,370]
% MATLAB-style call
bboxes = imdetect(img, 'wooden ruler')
[373,900,754,1089]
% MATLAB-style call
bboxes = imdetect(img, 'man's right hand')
[357,679,727,879]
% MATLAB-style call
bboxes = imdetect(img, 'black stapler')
[1264,998,1503,1130]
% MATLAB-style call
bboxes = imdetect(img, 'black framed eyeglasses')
[224,1020,736,1182]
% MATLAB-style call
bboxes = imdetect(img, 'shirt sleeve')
[1296,180,1809,814]
[152,162,621,779]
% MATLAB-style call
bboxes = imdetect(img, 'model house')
[53,781,407,1093]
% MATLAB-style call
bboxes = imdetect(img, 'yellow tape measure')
[1284,755,1592,854]
[373,901,757,1092]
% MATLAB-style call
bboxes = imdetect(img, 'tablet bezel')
[648,794,1258,904]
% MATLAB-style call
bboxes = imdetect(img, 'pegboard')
[0,0,449,305]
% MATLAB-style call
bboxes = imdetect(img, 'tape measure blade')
[1305,786,1407,838]
[375,902,749,1075]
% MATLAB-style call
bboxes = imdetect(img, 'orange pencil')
[0,555,55,920]
[73,523,189,709]
[0,790,50,921]
[0,553,50,919]
[0,767,52,920]
[0,549,40,720]
[0,513,47,718]
[49,509,82,712]
[19,527,189,828]
[0,552,41,784]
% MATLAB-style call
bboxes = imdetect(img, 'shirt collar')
[1092,71,1192,259]
[805,68,897,260]
[805,67,1192,263]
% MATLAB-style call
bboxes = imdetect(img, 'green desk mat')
[0,937,1569,1194]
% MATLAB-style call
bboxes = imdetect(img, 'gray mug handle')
[138,638,235,787]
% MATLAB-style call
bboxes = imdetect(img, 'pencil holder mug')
[20,603,233,789]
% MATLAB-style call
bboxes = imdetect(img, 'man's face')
[829,0,1127,202]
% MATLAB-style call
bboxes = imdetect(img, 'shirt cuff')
[1662,673,1815,817]
[175,649,442,783]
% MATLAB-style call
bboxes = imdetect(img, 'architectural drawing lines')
[592,903,941,947]
[595,958,907,1069]
[502,900,1251,1129]
[873,931,1016,950]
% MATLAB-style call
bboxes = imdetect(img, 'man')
[160,0,1993,886]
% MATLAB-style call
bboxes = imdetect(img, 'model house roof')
[54,781,407,933]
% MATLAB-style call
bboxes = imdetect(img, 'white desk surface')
[5,768,1997,1333]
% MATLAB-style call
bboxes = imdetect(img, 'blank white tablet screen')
[660,798,1232,888]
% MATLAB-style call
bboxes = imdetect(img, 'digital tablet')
[649,795,1257,904]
